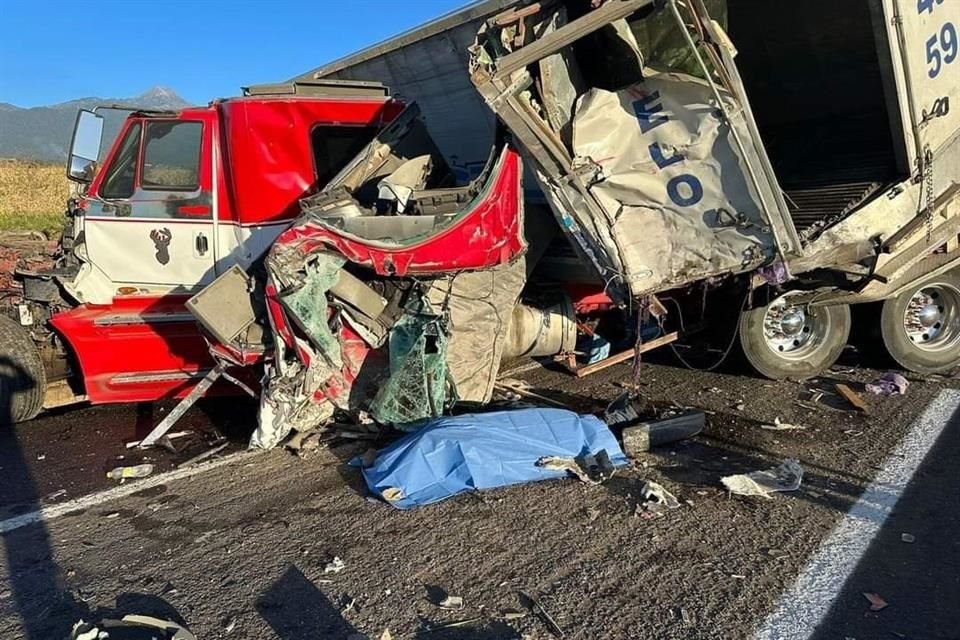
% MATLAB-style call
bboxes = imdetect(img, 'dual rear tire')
[738,270,960,380]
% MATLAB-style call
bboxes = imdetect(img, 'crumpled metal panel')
[273,145,526,277]
[425,256,527,403]
[569,70,775,293]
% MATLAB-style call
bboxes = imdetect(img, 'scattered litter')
[36,453,46,461]
[586,507,601,522]
[735,402,746,411]
[863,592,888,611]
[438,595,464,610]
[424,617,484,631]
[177,442,229,468]
[494,379,569,408]
[106,464,155,481]
[760,417,805,431]
[638,481,681,516]
[900,533,915,543]
[126,431,192,449]
[340,594,356,613]
[536,450,615,485]
[70,615,197,639]
[679,608,694,626]
[519,590,564,638]
[865,372,909,396]
[501,610,527,620]
[324,557,346,574]
[380,631,393,640]
[104,511,121,519]
[358,408,627,509]
[836,384,870,413]
[45,489,67,501]
[222,616,236,634]
[721,459,804,498]
[606,394,704,457]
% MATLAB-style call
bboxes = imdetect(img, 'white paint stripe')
[0,450,261,534]
[754,388,960,640]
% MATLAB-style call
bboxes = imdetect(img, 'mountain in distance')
[0,86,193,163]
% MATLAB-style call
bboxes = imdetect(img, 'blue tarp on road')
[361,408,628,509]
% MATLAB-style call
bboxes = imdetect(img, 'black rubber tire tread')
[0,314,46,425]
[880,270,960,375]
[739,302,851,380]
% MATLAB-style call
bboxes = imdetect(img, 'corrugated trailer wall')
[294,0,516,181]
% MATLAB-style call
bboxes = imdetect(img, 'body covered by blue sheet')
[361,408,628,509]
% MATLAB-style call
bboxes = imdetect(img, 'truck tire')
[880,271,960,375]
[739,295,850,380]
[0,315,46,425]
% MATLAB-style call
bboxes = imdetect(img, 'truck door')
[83,117,216,290]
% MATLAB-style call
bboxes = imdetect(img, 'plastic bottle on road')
[106,464,155,480]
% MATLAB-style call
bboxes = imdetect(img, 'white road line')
[754,388,960,640]
[0,450,260,534]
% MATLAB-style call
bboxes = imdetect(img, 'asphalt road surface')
[0,356,958,639]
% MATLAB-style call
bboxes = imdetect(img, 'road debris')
[501,609,527,620]
[637,481,681,517]
[721,459,804,498]
[865,372,909,396]
[359,408,627,509]
[519,590,564,638]
[836,384,870,413]
[70,615,197,639]
[537,450,616,484]
[437,595,464,610]
[900,533,916,543]
[324,556,346,574]
[106,464,155,481]
[760,417,806,431]
[177,442,229,468]
[125,431,193,449]
[863,592,889,611]
[606,394,704,456]
[494,379,570,409]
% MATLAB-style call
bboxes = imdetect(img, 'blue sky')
[0,0,469,107]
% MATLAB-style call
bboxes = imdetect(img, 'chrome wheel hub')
[903,284,960,351]
[762,296,825,359]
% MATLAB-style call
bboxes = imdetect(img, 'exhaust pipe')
[502,296,577,358]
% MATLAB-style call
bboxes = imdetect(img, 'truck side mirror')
[66,109,104,183]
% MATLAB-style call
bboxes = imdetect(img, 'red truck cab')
[46,82,403,408]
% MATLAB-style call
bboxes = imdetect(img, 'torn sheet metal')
[425,257,527,403]
[360,408,628,509]
[570,70,775,294]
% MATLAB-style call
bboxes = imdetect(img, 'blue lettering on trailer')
[634,92,705,208]
[667,175,704,207]
[633,92,669,133]
[649,142,683,169]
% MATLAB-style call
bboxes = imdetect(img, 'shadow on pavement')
[257,564,359,639]
[808,405,960,639]
[0,357,84,639]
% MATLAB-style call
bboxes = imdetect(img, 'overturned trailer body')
[294,0,960,381]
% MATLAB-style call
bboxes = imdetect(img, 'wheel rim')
[762,295,830,360]
[901,282,960,352]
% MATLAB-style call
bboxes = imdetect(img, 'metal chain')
[923,145,935,243]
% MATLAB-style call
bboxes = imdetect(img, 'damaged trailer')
[301,0,960,380]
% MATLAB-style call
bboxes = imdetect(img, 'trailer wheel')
[0,315,46,425]
[739,295,850,380]
[880,271,960,375]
